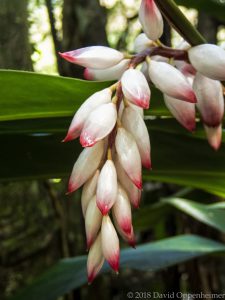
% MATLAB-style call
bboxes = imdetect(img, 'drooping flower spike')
[59,0,225,284]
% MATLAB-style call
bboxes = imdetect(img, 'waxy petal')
[188,44,225,81]
[148,60,197,103]
[122,106,151,169]
[68,140,104,193]
[112,184,132,235]
[101,215,120,272]
[96,160,118,215]
[193,72,224,127]
[80,103,117,147]
[87,233,104,284]
[139,0,164,41]
[114,155,141,208]
[115,128,142,189]
[59,46,124,69]
[164,94,196,132]
[140,62,151,82]
[84,59,130,81]
[81,170,100,217]
[113,216,136,248]
[175,60,196,77]
[63,88,112,142]
[85,196,102,249]
[134,33,152,53]
[121,69,151,109]
[204,124,222,151]
[118,102,144,120]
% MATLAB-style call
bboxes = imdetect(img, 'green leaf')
[155,0,206,45]
[1,118,225,198]
[162,198,225,233]
[10,235,225,300]
[145,123,225,197]
[0,70,111,122]
[0,71,225,197]
[0,70,165,122]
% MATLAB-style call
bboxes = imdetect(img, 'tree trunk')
[0,0,33,70]
[61,0,108,77]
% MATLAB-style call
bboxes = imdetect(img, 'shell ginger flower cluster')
[59,0,225,283]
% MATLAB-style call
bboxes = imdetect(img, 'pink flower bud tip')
[83,68,93,80]
[185,91,197,104]
[134,179,143,190]
[135,97,150,109]
[58,51,77,64]
[80,131,95,147]
[67,180,79,194]
[205,125,222,151]
[62,132,75,143]
[128,232,136,248]
[98,205,110,216]
[108,252,120,273]
[120,218,132,235]
[87,272,95,285]
[143,158,152,170]
[86,237,94,251]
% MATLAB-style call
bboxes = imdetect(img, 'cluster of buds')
[59,0,225,283]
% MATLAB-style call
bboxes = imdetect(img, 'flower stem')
[155,0,206,46]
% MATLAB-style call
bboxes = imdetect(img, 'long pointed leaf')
[10,235,225,300]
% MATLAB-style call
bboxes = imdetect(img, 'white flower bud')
[121,69,151,109]
[81,170,100,217]
[204,124,222,151]
[114,155,141,208]
[188,44,225,81]
[139,0,164,41]
[193,72,224,127]
[101,215,120,272]
[134,33,152,53]
[80,103,117,147]
[63,88,112,142]
[148,60,197,103]
[112,184,132,235]
[96,160,118,215]
[122,106,151,169]
[87,233,104,284]
[140,62,151,82]
[68,140,104,193]
[164,94,196,132]
[113,216,136,248]
[84,59,130,81]
[85,196,102,249]
[59,46,124,69]
[115,127,142,189]
[174,60,196,77]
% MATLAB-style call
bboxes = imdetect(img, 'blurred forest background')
[1,1,225,300]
